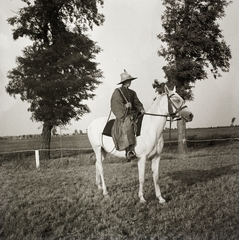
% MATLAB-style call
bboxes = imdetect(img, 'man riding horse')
[110,70,145,161]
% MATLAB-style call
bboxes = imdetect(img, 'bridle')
[144,93,188,121]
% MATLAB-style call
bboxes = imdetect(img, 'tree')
[158,0,231,155]
[231,117,236,126]
[6,0,104,159]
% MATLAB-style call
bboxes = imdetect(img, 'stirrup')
[126,151,137,161]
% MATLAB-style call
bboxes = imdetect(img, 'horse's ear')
[164,85,170,94]
[173,86,176,92]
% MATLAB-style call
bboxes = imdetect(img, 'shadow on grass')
[169,163,239,186]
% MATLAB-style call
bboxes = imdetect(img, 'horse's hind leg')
[138,156,147,203]
[95,161,101,190]
[95,147,108,196]
[151,156,165,203]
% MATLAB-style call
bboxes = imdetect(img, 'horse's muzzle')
[185,113,194,122]
[189,113,194,121]
[180,111,194,122]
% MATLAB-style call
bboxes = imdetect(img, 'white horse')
[87,85,193,203]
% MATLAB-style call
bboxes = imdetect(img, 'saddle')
[102,115,144,137]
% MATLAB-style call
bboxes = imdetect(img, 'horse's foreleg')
[151,156,165,203]
[138,156,146,203]
[95,151,108,197]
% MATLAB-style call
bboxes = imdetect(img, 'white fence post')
[35,150,40,169]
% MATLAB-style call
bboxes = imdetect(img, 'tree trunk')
[41,122,53,160]
[177,118,187,157]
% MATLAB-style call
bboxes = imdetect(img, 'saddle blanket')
[102,116,144,137]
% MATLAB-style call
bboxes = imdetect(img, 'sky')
[0,0,239,136]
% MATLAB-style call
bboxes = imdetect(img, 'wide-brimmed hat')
[117,69,137,85]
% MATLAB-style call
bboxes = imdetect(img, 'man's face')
[123,80,131,88]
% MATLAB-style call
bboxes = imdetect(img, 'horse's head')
[164,85,194,122]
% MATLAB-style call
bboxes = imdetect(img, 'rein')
[143,112,181,121]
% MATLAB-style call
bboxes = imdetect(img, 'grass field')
[0,138,239,239]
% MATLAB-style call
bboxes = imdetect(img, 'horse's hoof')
[139,198,146,204]
[95,183,102,190]
[104,194,110,200]
[159,197,166,204]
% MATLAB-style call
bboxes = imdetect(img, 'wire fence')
[0,148,92,155]
[1,137,238,155]
[0,138,239,158]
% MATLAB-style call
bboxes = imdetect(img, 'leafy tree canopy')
[157,0,232,100]
[6,0,104,127]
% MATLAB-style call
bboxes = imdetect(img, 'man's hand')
[125,102,132,108]
[140,108,145,114]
